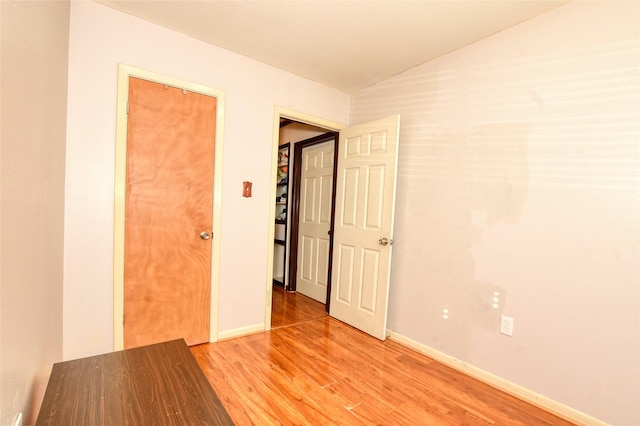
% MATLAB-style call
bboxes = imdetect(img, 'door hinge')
[126,101,129,115]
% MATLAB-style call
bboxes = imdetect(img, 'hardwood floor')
[191,290,573,425]
[271,285,327,328]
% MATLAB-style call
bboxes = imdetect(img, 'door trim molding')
[265,107,345,331]
[113,64,226,350]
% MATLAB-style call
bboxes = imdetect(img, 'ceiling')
[95,0,570,94]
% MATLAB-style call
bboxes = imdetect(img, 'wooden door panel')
[297,141,334,303]
[330,116,400,340]
[316,238,330,286]
[301,235,314,281]
[364,165,385,229]
[335,244,355,303]
[319,175,333,223]
[360,248,381,312]
[124,77,216,348]
[341,167,359,227]
[303,177,316,222]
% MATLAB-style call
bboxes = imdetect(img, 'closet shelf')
[273,143,290,289]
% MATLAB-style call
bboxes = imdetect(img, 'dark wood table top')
[36,339,234,425]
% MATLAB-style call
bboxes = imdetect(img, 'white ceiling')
[95,0,570,93]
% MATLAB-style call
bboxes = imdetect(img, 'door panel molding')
[114,64,226,350]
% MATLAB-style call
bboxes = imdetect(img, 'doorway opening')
[287,133,338,305]
[265,108,345,331]
[267,110,401,340]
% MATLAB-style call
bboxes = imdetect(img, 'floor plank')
[191,290,574,425]
[270,285,327,328]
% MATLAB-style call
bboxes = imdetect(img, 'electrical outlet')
[500,316,514,336]
[14,412,23,426]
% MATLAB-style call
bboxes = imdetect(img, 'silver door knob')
[200,231,211,240]
[378,237,393,246]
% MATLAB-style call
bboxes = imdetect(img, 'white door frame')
[265,107,345,330]
[113,64,226,350]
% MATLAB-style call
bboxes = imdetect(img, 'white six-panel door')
[297,141,335,303]
[329,115,400,340]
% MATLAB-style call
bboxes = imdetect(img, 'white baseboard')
[386,330,607,426]
[216,323,265,341]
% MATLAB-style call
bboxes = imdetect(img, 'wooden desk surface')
[36,339,234,425]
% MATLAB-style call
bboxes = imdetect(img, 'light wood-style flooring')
[271,285,327,329]
[191,288,573,425]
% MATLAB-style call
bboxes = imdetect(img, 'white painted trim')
[217,323,265,341]
[277,107,346,131]
[386,330,607,426]
[113,64,226,349]
[264,107,346,332]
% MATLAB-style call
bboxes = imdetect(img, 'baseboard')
[386,330,607,426]
[216,323,265,341]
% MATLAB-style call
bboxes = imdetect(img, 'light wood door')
[296,141,334,303]
[124,77,216,348]
[329,115,400,340]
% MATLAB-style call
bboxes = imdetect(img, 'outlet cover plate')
[500,316,514,336]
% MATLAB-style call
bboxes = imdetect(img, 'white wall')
[0,1,69,424]
[63,1,349,360]
[351,1,639,424]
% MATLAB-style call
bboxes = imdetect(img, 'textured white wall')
[0,1,69,424]
[351,1,639,424]
[63,1,348,360]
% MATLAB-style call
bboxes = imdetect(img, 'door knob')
[200,231,211,240]
[378,237,392,246]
